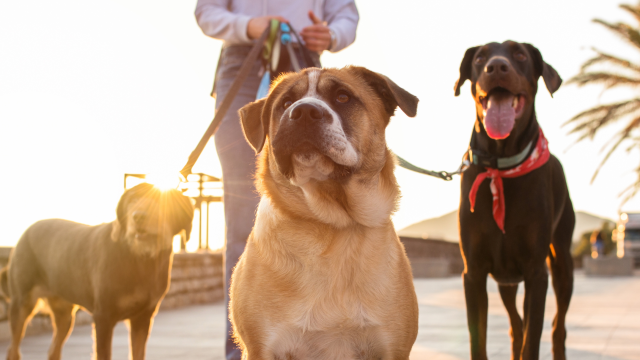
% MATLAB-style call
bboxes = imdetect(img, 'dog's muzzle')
[271,99,355,180]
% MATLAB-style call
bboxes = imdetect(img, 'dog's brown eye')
[475,56,485,64]
[514,52,527,62]
[283,100,293,109]
[336,93,350,103]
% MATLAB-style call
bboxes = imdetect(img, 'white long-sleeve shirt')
[195,0,359,53]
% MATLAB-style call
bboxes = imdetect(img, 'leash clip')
[395,154,470,181]
[439,157,470,181]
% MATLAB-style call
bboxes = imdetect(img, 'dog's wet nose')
[132,211,146,224]
[290,103,324,122]
[485,58,510,75]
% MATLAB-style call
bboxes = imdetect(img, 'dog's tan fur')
[0,183,194,360]
[231,67,420,359]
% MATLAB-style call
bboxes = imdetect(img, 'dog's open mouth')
[479,88,525,140]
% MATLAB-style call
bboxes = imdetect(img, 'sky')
[1,0,639,250]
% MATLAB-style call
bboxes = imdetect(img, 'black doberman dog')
[454,41,575,360]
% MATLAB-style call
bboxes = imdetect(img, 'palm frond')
[594,19,640,51]
[619,181,639,207]
[566,72,640,89]
[564,99,640,139]
[591,115,640,183]
[620,4,640,26]
[568,2,640,202]
[625,137,640,151]
[619,163,640,206]
[580,48,640,73]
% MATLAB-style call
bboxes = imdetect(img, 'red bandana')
[468,128,550,233]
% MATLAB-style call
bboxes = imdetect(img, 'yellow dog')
[231,67,420,359]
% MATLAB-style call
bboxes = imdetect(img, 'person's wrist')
[241,15,254,42]
[328,29,337,51]
[246,17,257,39]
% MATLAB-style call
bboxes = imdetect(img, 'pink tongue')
[483,93,515,139]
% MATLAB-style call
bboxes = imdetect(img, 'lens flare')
[146,172,182,191]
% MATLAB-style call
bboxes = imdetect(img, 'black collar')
[469,133,537,169]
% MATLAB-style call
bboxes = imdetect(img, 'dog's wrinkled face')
[239,67,418,227]
[240,67,418,187]
[112,183,194,256]
[271,70,359,186]
[454,41,561,139]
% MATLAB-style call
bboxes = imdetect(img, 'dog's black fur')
[455,41,575,360]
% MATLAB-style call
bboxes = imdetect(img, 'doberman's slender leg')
[520,270,548,360]
[463,272,489,360]
[498,284,523,360]
[548,204,574,360]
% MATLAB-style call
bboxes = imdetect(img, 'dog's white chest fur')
[252,197,393,359]
[262,281,387,360]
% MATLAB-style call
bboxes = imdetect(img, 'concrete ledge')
[400,237,464,277]
[410,258,451,278]
[584,255,634,276]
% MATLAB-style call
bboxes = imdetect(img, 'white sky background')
[1,0,639,249]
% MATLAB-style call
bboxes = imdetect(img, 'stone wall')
[161,251,224,310]
[0,248,223,340]
[584,255,634,276]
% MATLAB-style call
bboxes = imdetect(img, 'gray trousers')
[214,45,319,360]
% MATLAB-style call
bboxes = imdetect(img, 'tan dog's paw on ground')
[230,66,420,359]
[0,183,194,360]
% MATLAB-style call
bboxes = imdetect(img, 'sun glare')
[145,172,182,191]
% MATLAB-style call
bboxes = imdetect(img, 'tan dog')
[0,183,194,360]
[231,67,420,359]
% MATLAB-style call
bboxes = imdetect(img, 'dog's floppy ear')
[351,66,418,118]
[168,192,195,240]
[239,98,269,153]
[523,43,562,97]
[110,183,156,242]
[111,188,131,241]
[454,46,480,97]
[110,221,122,242]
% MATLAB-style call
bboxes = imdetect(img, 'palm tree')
[565,2,640,204]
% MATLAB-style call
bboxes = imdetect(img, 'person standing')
[194,2,359,359]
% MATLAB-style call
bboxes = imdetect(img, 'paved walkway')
[1,271,638,359]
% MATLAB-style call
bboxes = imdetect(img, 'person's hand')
[300,11,332,52]
[247,16,288,40]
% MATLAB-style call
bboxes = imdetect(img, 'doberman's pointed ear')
[349,66,419,118]
[523,43,562,97]
[239,98,269,153]
[454,46,480,97]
